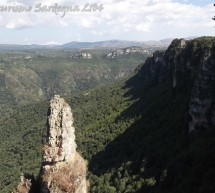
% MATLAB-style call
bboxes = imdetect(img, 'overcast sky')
[0,0,213,44]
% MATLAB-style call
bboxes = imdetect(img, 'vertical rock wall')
[129,37,215,131]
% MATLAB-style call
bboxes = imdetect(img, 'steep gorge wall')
[134,37,215,131]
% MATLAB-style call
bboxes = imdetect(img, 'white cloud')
[136,22,151,32]
[5,18,33,29]
[91,30,104,36]
[79,18,93,28]
[44,41,60,45]
[0,0,213,40]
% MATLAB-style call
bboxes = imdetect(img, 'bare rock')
[43,95,76,163]
[13,174,31,193]
[41,95,87,193]
[106,46,149,59]
[41,152,87,193]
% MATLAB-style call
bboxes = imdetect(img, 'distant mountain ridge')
[61,40,148,49]
[0,37,197,50]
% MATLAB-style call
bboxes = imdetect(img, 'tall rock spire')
[43,95,76,163]
[13,95,87,193]
[40,95,87,193]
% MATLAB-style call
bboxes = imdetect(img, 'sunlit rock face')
[106,46,149,59]
[43,95,76,163]
[41,95,87,193]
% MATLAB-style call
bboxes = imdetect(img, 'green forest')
[0,47,151,116]
[0,37,215,193]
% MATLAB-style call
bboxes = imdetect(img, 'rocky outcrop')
[13,174,32,193]
[40,95,87,193]
[80,53,92,59]
[132,37,215,131]
[13,95,87,193]
[107,46,149,59]
[43,95,76,163]
[73,52,92,59]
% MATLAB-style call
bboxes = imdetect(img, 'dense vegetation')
[0,71,214,193]
[0,47,151,116]
[0,37,215,192]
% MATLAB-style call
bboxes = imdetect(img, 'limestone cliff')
[40,95,87,193]
[72,52,92,59]
[106,46,149,59]
[132,37,215,132]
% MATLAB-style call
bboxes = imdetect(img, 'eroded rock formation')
[130,37,215,132]
[106,46,149,59]
[14,95,87,193]
[40,95,87,193]
[43,95,76,163]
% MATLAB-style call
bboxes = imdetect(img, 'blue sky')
[177,0,212,6]
[0,0,213,44]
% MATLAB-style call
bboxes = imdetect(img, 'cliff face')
[133,37,215,131]
[106,46,149,59]
[40,95,87,193]
[189,48,215,131]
